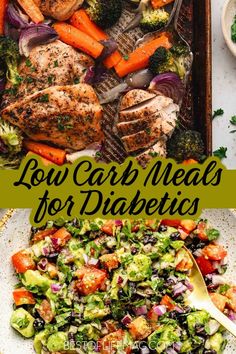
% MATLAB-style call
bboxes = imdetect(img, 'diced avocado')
[160,252,175,268]
[171,240,185,250]
[34,330,49,354]
[110,270,127,300]
[46,332,68,352]
[148,324,180,353]
[126,254,151,281]
[31,240,50,258]
[205,332,225,353]
[77,324,101,340]
[180,339,193,353]
[84,295,110,320]
[187,310,210,335]
[11,308,35,338]
[22,270,52,293]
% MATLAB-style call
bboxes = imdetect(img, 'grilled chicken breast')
[136,141,167,168]
[2,40,94,108]
[1,84,104,150]
[33,0,84,20]
[117,89,179,153]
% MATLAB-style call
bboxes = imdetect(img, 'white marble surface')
[212,0,236,169]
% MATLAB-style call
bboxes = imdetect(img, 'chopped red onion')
[184,280,194,291]
[133,305,147,316]
[153,305,167,316]
[228,310,236,322]
[149,73,185,104]
[51,283,62,293]
[140,347,150,354]
[193,249,203,257]
[51,238,60,250]
[88,258,99,266]
[117,276,123,285]
[0,78,5,92]
[83,253,89,264]
[84,64,107,85]
[121,314,132,326]
[166,348,177,354]
[174,306,184,314]
[42,247,50,256]
[115,220,123,227]
[19,24,58,57]
[173,283,188,297]
[211,274,227,285]
[173,342,182,352]
[37,258,48,272]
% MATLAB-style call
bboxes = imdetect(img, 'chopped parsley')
[206,228,220,241]
[123,55,129,61]
[54,60,59,67]
[213,147,227,160]
[231,15,236,42]
[25,59,32,68]
[37,94,49,103]
[219,284,230,294]
[212,108,224,119]
[230,115,236,125]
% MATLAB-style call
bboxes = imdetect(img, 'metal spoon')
[185,247,236,337]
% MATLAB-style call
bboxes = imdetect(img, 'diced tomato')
[147,307,159,330]
[196,256,215,276]
[103,320,119,334]
[76,266,107,295]
[196,221,208,241]
[99,330,126,354]
[13,288,35,306]
[12,250,36,273]
[225,287,236,311]
[202,244,227,261]
[32,227,57,242]
[175,249,193,272]
[161,219,181,228]
[37,299,54,323]
[180,220,196,233]
[145,219,160,230]
[51,227,71,246]
[210,293,227,312]
[100,253,119,271]
[160,295,176,311]
[101,220,115,236]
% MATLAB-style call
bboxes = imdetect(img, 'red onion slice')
[6,3,30,29]
[88,258,99,266]
[149,73,185,104]
[37,258,48,272]
[19,24,58,57]
[99,39,118,61]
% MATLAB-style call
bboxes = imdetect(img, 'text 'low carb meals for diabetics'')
[10,218,236,353]
[0,0,205,168]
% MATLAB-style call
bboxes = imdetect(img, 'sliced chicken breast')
[33,0,84,20]
[2,40,94,108]
[1,84,103,150]
[120,89,156,111]
[136,140,167,167]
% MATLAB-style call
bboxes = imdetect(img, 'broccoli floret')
[140,7,170,32]
[0,119,23,154]
[0,36,22,86]
[167,130,205,162]
[86,0,122,29]
[149,45,188,79]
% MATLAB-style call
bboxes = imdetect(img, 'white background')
[212,0,236,169]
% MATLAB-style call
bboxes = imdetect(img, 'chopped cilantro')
[213,147,227,160]
[123,55,129,61]
[54,60,59,67]
[219,284,230,294]
[37,94,49,103]
[230,115,236,125]
[231,15,236,42]
[15,315,30,329]
[25,59,32,67]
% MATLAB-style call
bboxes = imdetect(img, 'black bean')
[170,231,181,240]
[131,247,138,255]
[33,318,45,331]
[158,225,167,232]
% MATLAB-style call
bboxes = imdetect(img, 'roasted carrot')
[24,141,66,166]
[53,22,104,59]
[70,10,122,68]
[182,159,198,165]
[151,0,174,9]
[17,0,44,24]
[0,0,8,35]
[115,33,172,77]
[26,151,55,166]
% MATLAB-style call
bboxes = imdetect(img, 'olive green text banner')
[0,156,235,225]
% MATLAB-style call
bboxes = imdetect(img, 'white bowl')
[222,0,236,56]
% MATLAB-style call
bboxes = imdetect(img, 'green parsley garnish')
[37,94,49,103]
[212,108,224,119]
[213,147,227,160]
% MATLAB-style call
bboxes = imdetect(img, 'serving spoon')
[185,247,236,337]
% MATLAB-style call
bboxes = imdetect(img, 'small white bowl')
[222,0,236,56]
